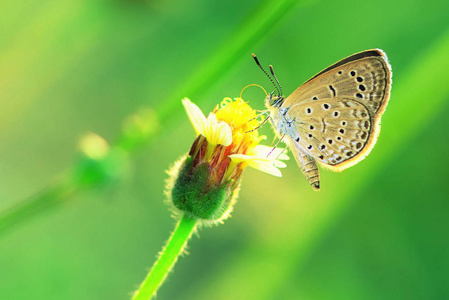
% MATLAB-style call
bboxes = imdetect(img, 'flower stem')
[132,214,198,300]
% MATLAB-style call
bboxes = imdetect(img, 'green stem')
[132,214,198,300]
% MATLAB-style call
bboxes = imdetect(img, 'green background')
[1,0,448,299]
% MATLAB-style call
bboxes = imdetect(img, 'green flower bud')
[170,156,239,222]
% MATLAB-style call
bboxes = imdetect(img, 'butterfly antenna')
[269,65,283,96]
[252,54,280,96]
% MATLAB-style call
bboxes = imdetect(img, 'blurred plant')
[0,0,306,236]
[132,97,288,299]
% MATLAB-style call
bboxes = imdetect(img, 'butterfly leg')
[266,134,285,158]
[245,114,271,133]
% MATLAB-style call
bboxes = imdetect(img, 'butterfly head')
[265,92,284,108]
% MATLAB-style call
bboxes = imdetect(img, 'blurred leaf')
[155,0,315,122]
[0,181,75,235]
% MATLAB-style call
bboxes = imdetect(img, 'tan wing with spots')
[286,98,375,171]
[283,49,392,119]
[282,49,391,171]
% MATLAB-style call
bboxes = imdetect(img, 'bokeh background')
[1,0,448,299]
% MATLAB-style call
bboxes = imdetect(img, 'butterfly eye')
[269,96,284,107]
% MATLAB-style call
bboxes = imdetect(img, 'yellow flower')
[169,97,288,223]
[182,98,288,179]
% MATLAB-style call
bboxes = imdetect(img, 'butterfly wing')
[286,98,376,171]
[282,49,392,171]
[283,49,392,117]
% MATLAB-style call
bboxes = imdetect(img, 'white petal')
[182,99,232,147]
[247,159,282,177]
[253,144,289,160]
[229,154,283,177]
[216,122,232,146]
[182,98,207,136]
[228,153,251,162]
[205,113,232,146]
[273,160,287,168]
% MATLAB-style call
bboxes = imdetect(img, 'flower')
[168,97,289,223]
[183,98,288,178]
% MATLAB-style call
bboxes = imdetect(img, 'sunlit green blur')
[1,0,448,299]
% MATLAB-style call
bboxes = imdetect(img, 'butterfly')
[253,49,392,190]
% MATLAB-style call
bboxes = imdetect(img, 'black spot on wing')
[329,85,336,97]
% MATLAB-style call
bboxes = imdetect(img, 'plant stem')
[132,214,198,300]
